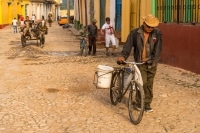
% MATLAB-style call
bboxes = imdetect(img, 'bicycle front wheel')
[110,71,122,105]
[128,83,145,125]
[83,46,88,57]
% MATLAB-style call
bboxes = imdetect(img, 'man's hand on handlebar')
[117,56,125,65]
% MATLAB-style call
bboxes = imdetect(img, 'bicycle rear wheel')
[110,71,122,105]
[128,83,145,125]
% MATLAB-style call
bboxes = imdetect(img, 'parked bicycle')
[110,61,145,125]
[79,33,89,56]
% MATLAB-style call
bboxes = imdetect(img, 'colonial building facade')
[0,0,60,29]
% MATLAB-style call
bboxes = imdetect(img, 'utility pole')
[67,0,70,24]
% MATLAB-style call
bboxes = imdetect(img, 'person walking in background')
[87,19,98,56]
[117,14,162,112]
[38,16,48,48]
[101,17,116,56]
[17,18,21,32]
[31,14,36,23]
[12,17,18,33]
[48,12,53,27]
[20,15,24,26]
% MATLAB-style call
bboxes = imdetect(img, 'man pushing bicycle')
[117,14,162,112]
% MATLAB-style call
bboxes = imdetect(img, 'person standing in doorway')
[117,14,162,112]
[12,17,18,33]
[87,19,98,56]
[101,17,116,56]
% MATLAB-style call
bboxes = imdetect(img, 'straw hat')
[92,19,97,23]
[142,14,159,27]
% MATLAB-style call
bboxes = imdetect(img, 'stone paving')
[0,23,200,133]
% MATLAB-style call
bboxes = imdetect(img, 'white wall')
[110,0,115,29]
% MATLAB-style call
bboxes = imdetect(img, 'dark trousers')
[137,64,157,108]
[88,37,96,55]
[13,26,17,33]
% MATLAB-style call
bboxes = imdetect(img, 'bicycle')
[79,34,89,57]
[110,61,145,125]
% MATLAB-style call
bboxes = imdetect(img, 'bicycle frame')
[114,69,130,100]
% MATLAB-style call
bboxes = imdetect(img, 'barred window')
[156,0,200,24]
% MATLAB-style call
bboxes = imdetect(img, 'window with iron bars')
[155,0,200,24]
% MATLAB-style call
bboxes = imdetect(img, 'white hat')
[142,14,159,27]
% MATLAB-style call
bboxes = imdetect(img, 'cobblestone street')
[0,23,200,133]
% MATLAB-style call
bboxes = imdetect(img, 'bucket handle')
[97,70,113,77]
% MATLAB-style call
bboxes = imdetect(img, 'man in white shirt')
[12,17,18,33]
[31,14,36,23]
[101,17,116,56]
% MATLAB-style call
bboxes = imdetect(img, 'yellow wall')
[0,1,9,25]
[105,0,110,18]
[79,0,83,25]
[0,0,27,27]
[94,0,100,28]
[140,0,151,25]
[121,0,152,42]
[0,2,2,24]
[121,0,130,42]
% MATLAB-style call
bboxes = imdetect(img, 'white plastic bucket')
[97,65,114,88]
[123,68,133,89]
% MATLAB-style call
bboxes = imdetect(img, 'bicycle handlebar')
[117,60,144,65]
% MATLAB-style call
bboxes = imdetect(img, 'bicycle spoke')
[110,72,121,105]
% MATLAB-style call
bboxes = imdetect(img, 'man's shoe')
[135,104,141,111]
[145,107,153,112]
